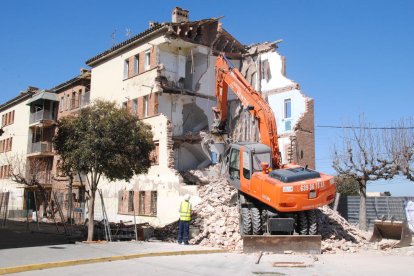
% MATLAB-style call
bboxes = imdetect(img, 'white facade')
[0,95,32,214]
[259,51,311,165]
[89,36,218,226]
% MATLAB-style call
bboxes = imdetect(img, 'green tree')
[335,176,359,196]
[54,100,154,241]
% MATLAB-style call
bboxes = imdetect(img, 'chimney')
[172,7,189,23]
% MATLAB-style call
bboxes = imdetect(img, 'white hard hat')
[184,194,190,201]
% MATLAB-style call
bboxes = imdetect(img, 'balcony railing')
[79,92,90,108]
[30,109,56,124]
[28,141,53,154]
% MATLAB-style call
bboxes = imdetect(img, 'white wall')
[90,36,168,104]
[260,51,296,91]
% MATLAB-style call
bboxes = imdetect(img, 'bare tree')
[4,153,53,216]
[390,118,414,181]
[332,118,396,230]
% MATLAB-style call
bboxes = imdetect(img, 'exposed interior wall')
[293,99,315,169]
[236,45,315,168]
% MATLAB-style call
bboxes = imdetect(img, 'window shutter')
[127,100,132,113]
[144,191,151,215]
[122,190,129,214]
[128,56,134,78]
[150,46,156,69]
[133,190,139,215]
[139,52,145,73]
[118,191,123,214]
[149,93,158,116]
[137,97,144,119]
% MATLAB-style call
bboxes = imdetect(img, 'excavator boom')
[212,55,281,168]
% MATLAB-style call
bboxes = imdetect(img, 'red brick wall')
[293,99,315,169]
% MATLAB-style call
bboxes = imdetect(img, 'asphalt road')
[0,240,413,276]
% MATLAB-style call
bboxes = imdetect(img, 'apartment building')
[0,87,37,216]
[0,7,316,227]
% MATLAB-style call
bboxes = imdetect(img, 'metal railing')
[28,141,53,154]
[29,109,56,124]
[79,92,90,108]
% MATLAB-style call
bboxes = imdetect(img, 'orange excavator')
[208,54,336,253]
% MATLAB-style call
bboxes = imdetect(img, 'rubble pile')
[318,206,398,253]
[156,167,400,254]
[190,171,243,251]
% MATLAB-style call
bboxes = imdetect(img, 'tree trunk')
[358,180,367,231]
[87,188,96,241]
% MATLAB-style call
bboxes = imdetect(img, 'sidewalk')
[0,241,225,275]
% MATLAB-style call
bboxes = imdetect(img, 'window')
[143,95,149,117]
[60,97,64,112]
[284,99,291,119]
[118,190,157,216]
[252,152,271,172]
[139,191,145,215]
[124,59,130,79]
[8,137,12,152]
[0,164,11,179]
[133,55,139,75]
[1,138,13,152]
[71,92,77,109]
[128,190,135,212]
[1,110,15,126]
[66,94,70,111]
[150,142,159,165]
[151,191,157,215]
[242,151,251,180]
[132,99,138,115]
[229,149,240,180]
[144,50,151,70]
[261,59,271,82]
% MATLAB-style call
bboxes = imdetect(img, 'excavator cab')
[227,143,272,191]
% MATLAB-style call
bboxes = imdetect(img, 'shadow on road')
[0,220,85,250]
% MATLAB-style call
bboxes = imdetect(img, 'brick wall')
[293,98,315,169]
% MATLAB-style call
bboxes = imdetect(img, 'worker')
[178,194,191,245]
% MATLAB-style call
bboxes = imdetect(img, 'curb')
[0,249,226,275]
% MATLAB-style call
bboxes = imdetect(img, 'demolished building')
[0,7,315,227]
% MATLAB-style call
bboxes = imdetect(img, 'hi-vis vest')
[179,201,191,221]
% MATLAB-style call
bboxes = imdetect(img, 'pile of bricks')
[190,171,242,251]
[318,206,398,253]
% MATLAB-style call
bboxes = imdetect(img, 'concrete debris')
[318,206,398,254]
[189,168,242,251]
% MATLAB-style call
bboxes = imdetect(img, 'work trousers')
[178,220,190,244]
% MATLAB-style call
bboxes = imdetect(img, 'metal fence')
[0,192,10,227]
[337,196,414,229]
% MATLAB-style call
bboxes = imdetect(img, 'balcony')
[27,141,54,156]
[79,91,90,108]
[29,109,56,125]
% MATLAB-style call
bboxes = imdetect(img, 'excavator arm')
[212,54,281,169]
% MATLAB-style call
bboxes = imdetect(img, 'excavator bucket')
[369,220,412,247]
[243,235,321,254]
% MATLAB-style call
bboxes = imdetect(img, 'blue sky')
[1,0,413,195]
